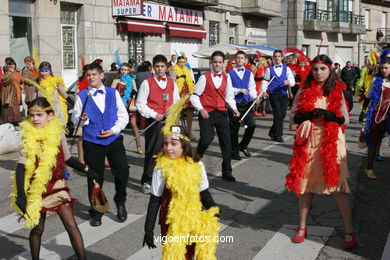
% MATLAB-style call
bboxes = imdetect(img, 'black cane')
[71,93,91,147]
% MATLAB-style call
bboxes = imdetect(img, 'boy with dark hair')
[190,51,239,182]
[72,62,130,226]
[137,54,180,193]
[228,51,258,160]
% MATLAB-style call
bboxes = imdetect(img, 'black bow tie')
[93,89,104,96]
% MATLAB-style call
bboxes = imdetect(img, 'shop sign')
[112,0,143,16]
[131,2,203,26]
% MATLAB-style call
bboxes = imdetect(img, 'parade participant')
[1,62,23,125]
[11,97,99,259]
[359,50,390,178]
[254,58,267,117]
[286,54,355,249]
[111,63,143,154]
[190,51,239,182]
[137,55,180,194]
[172,56,195,139]
[36,61,73,125]
[143,99,219,258]
[21,56,39,105]
[294,56,311,93]
[72,62,130,226]
[228,51,258,160]
[261,50,295,143]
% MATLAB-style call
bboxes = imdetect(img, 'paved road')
[0,98,389,260]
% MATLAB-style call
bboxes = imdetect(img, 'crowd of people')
[0,46,389,259]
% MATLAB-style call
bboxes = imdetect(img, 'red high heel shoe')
[343,232,357,249]
[293,227,307,243]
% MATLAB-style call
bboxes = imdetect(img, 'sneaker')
[375,154,383,161]
[142,183,151,194]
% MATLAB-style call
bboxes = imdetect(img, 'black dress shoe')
[275,137,284,143]
[240,148,252,157]
[117,205,127,222]
[231,153,242,161]
[89,217,102,227]
[222,174,236,182]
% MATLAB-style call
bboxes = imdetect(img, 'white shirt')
[190,70,238,111]
[231,67,257,100]
[151,161,209,197]
[136,75,180,119]
[261,64,296,93]
[72,84,129,135]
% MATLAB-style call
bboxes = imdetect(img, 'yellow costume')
[172,64,194,94]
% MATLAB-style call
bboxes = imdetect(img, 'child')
[143,124,220,259]
[111,63,143,153]
[11,97,98,260]
[136,55,180,194]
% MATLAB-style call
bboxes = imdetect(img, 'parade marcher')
[21,56,39,105]
[261,50,295,143]
[172,56,195,139]
[36,61,73,126]
[228,51,258,160]
[72,62,130,226]
[190,51,239,182]
[111,63,143,154]
[143,98,219,259]
[359,50,390,178]
[137,55,180,194]
[254,57,267,117]
[11,97,99,259]
[286,54,356,249]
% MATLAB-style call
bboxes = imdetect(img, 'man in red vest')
[190,51,240,182]
[137,54,180,193]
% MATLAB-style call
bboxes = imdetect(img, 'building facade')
[267,0,366,66]
[1,0,281,86]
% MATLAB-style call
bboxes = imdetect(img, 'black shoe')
[275,137,284,143]
[231,153,242,161]
[240,148,252,157]
[117,204,127,222]
[222,174,236,182]
[89,216,102,227]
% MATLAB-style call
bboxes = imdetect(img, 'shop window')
[128,32,144,64]
[229,24,237,44]
[209,21,219,47]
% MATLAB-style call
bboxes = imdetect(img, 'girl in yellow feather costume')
[10,97,99,260]
[142,96,220,260]
[172,56,195,139]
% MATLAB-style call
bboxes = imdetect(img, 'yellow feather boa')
[39,76,68,125]
[10,117,64,229]
[157,155,220,260]
[172,64,194,94]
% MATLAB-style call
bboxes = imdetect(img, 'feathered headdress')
[369,50,378,65]
[379,48,390,64]
[33,48,40,70]
[282,47,310,63]
[162,93,191,140]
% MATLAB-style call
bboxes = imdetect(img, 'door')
[170,37,199,68]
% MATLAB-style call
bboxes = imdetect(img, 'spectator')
[21,56,39,105]
[334,63,342,78]
[168,54,177,66]
[341,61,356,93]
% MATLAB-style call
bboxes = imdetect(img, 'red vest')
[147,76,175,114]
[200,71,227,112]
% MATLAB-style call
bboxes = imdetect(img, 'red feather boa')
[286,80,345,195]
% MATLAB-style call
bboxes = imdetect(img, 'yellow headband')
[28,106,53,113]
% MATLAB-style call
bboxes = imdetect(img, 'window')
[209,21,219,47]
[304,1,317,20]
[365,9,370,30]
[302,45,310,57]
[128,32,144,64]
[229,24,236,44]
[60,3,78,70]
[382,12,387,29]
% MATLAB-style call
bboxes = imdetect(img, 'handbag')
[128,98,137,112]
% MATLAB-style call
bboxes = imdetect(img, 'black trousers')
[83,135,129,218]
[141,118,163,185]
[228,102,256,154]
[268,93,289,139]
[197,110,232,175]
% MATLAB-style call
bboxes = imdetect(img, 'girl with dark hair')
[286,54,356,248]
[11,97,98,260]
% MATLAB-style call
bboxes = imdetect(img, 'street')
[0,98,389,260]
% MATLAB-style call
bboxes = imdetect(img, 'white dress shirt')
[231,67,258,100]
[72,84,129,135]
[136,75,180,119]
[190,70,238,111]
[151,161,209,197]
[261,64,296,93]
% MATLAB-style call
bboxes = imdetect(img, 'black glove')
[293,108,323,124]
[143,195,160,249]
[200,189,217,210]
[323,110,345,125]
[66,96,75,107]
[15,163,27,214]
[131,89,137,98]
[359,111,366,124]
[65,157,98,179]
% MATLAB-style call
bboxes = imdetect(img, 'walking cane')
[71,92,91,147]
[239,76,275,128]
[127,119,161,145]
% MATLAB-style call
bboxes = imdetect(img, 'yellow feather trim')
[162,94,191,137]
[157,155,220,260]
[10,117,64,229]
[172,64,194,93]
